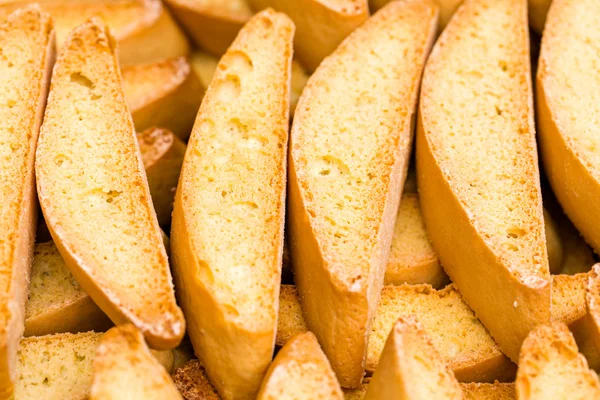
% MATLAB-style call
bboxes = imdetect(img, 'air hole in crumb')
[54,154,69,167]
[311,156,350,178]
[70,72,95,89]
[495,105,503,116]
[507,227,526,239]
[224,51,253,76]
[214,74,241,102]
[105,190,122,204]
[221,191,227,198]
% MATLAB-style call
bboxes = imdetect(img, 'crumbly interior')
[422,0,546,279]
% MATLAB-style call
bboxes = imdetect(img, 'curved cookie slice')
[165,0,252,56]
[90,325,182,400]
[516,322,600,399]
[417,0,550,361]
[35,19,184,350]
[257,332,343,400]
[537,0,600,255]
[0,0,188,66]
[370,0,461,32]
[248,0,368,71]
[0,5,54,397]
[365,316,461,400]
[170,9,293,399]
[288,0,438,387]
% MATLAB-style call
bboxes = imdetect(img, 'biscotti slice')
[288,1,438,386]
[516,322,600,399]
[122,57,203,141]
[276,285,515,383]
[461,382,516,400]
[170,9,293,399]
[0,6,54,397]
[528,0,551,34]
[417,0,550,361]
[257,332,344,400]
[172,359,220,400]
[165,0,252,56]
[24,241,112,337]
[90,325,182,400]
[536,0,600,256]
[369,0,461,32]
[0,0,188,66]
[248,0,368,71]
[35,19,184,349]
[137,127,186,226]
[385,192,447,287]
[365,316,461,400]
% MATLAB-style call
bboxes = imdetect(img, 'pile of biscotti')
[0,0,598,398]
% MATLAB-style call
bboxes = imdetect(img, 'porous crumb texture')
[291,0,437,302]
[420,0,547,280]
[516,323,600,399]
[367,316,462,399]
[35,19,183,346]
[122,56,191,112]
[367,285,505,377]
[460,381,516,400]
[257,332,343,400]
[0,0,160,46]
[172,359,220,400]
[551,273,586,326]
[90,325,181,400]
[276,285,308,346]
[180,9,291,332]
[25,241,86,325]
[0,4,52,327]
[385,192,446,287]
[14,332,102,400]
[342,379,370,400]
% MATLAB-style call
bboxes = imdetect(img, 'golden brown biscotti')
[172,359,221,400]
[536,0,600,256]
[516,322,600,399]
[0,0,188,66]
[460,382,516,400]
[24,241,112,337]
[14,332,181,400]
[385,192,447,287]
[170,9,293,400]
[369,0,462,32]
[90,325,182,400]
[122,57,203,141]
[288,1,438,387]
[136,127,186,227]
[257,332,344,400]
[528,0,551,34]
[417,0,550,361]
[35,19,184,350]
[365,316,461,400]
[0,6,54,398]
[276,285,515,383]
[165,0,252,56]
[248,0,368,72]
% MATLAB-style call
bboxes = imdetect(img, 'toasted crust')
[90,325,182,400]
[257,332,343,400]
[288,1,438,387]
[172,359,220,400]
[35,19,184,349]
[0,0,188,66]
[248,0,368,71]
[417,0,550,361]
[276,285,515,383]
[24,241,113,337]
[0,6,55,397]
[170,9,293,399]
[365,316,461,400]
[516,322,600,399]
[460,382,516,400]
[136,128,186,227]
[122,57,203,141]
[165,0,252,55]
[385,192,447,287]
[369,0,462,32]
[537,0,600,256]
